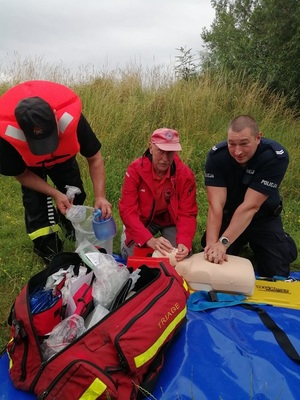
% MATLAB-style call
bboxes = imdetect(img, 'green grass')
[0,62,299,349]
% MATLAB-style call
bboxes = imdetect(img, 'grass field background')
[0,62,299,348]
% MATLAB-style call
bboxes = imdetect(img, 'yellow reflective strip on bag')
[7,339,13,369]
[134,307,186,368]
[28,224,61,241]
[8,355,13,369]
[79,378,107,400]
[182,279,189,292]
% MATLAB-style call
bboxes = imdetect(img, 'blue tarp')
[0,351,34,399]
[1,293,300,399]
[148,305,300,400]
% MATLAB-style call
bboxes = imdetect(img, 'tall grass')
[0,60,299,349]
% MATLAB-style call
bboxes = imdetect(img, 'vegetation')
[201,0,300,109]
[0,61,299,350]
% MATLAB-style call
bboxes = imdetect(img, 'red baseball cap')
[151,128,182,151]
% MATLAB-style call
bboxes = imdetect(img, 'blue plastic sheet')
[148,305,300,400]
[0,351,34,399]
[2,291,300,399]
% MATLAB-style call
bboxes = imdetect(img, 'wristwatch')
[219,236,230,249]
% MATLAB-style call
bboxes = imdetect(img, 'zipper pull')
[118,353,128,369]
[39,390,48,399]
[12,319,27,340]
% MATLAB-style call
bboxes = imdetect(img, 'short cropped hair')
[228,115,259,137]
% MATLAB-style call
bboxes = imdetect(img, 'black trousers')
[22,157,86,242]
[201,215,298,278]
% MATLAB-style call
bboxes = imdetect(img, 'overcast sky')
[1,0,215,77]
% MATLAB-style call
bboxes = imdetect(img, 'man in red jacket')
[0,80,111,264]
[119,128,198,263]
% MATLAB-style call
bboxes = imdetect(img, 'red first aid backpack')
[6,252,189,399]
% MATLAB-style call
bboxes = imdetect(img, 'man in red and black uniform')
[0,80,111,263]
[119,128,198,263]
[202,115,297,277]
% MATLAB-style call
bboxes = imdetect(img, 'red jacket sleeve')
[174,163,198,250]
[118,160,153,247]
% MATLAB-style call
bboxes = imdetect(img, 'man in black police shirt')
[202,114,297,277]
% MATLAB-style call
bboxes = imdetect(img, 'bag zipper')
[9,319,29,382]
[114,278,174,369]
[9,282,44,383]
[31,264,162,390]
[37,359,116,399]
[30,282,130,390]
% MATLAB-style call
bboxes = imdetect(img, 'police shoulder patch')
[267,140,286,158]
[210,140,227,155]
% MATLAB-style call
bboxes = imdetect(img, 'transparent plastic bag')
[75,240,102,269]
[65,205,87,224]
[92,253,130,309]
[65,185,81,201]
[41,314,85,360]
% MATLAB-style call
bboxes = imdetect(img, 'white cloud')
[0,0,215,75]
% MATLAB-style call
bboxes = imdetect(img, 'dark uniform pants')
[227,216,297,277]
[203,215,298,278]
[201,215,298,277]
[22,157,86,260]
